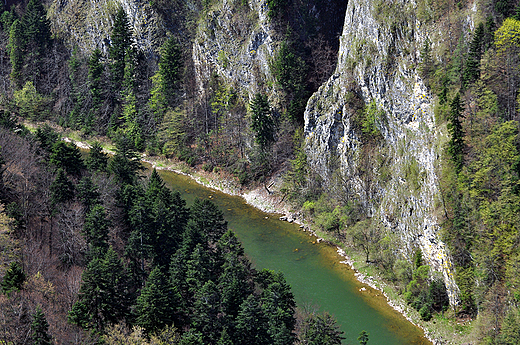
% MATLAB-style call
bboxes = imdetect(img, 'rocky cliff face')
[192,0,278,102]
[304,0,460,305]
[48,0,166,56]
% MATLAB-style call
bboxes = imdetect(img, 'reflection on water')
[155,168,431,345]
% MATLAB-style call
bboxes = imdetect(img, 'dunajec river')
[156,168,431,345]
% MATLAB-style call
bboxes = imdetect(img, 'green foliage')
[419,38,433,81]
[108,137,144,185]
[13,81,48,120]
[495,18,520,54]
[270,40,308,122]
[88,48,104,112]
[134,266,180,334]
[83,204,110,254]
[447,93,465,174]
[50,141,84,176]
[22,0,51,55]
[35,124,59,152]
[69,247,131,331]
[352,100,384,141]
[1,261,25,294]
[358,330,369,345]
[109,7,132,90]
[86,142,108,172]
[31,306,52,345]
[298,311,345,345]
[462,23,485,88]
[266,0,287,19]
[250,93,275,150]
[77,176,101,212]
[158,37,182,105]
[50,168,75,205]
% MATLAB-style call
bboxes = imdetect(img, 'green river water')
[154,168,431,345]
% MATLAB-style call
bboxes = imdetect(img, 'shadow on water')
[155,167,432,345]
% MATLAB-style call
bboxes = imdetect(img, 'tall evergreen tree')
[69,247,130,331]
[447,93,465,174]
[50,168,74,205]
[31,306,52,345]
[159,37,182,106]
[109,7,132,92]
[88,49,104,112]
[22,0,51,53]
[85,142,108,172]
[134,266,180,334]
[1,261,25,294]
[235,294,270,345]
[76,176,101,212]
[50,141,84,176]
[83,204,110,254]
[298,312,344,345]
[250,93,274,150]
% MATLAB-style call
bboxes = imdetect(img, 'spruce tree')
[50,141,84,176]
[250,93,274,150]
[447,93,465,174]
[1,261,25,294]
[134,266,180,334]
[22,0,51,54]
[235,294,270,345]
[77,176,101,212]
[88,49,104,112]
[159,37,182,106]
[31,306,52,345]
[50,168,74,205]
[83,204,110,253]
[85,142,108,172]
[109,7,132,92]
[69,247,130,330]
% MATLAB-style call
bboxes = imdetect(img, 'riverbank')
[25,121,469,344]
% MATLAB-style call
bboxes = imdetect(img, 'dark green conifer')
[50,141,84,176]
[88,49,104,111]
[31,306,52,345]
[1,261,25,294]
[447,93,465,174]
[50,168,74,205]
[250,93,274,150]
[134,266,180,334]
[85,142,108,172]
[109,7,132,91]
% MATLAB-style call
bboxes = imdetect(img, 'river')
[151,166,431,344]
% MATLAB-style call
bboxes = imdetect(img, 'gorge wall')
[304,0,461,305]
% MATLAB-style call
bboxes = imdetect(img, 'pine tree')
[191,280,222,344]
[50,168,74,205]
[250,93,274,150]
[134,266,180,334]
[1,261,25,294]
[159,37,182,106]
[462,23,485,88]
[85,142,108,172]
[419,38,433,81]
[108,136,144,185]
[83,204,110,253]
[109,7,132,92]
[22,0,51,54]
[447,93,465,174]
[31,306,52,345]
[189,199,227,245]
[235,294,270,345]
[77,176,100,212]
[50,141,85,176]
[298,312,344,345]
[69,247,130,331]
[88,48,104,112]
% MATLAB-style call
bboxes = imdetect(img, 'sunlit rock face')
[304,0,460,305]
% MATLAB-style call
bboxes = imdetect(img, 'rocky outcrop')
[191,0,279,103]
[48,0,165,55]
[304,0,460,305]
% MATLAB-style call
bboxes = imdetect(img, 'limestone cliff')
[304,0,460,305]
